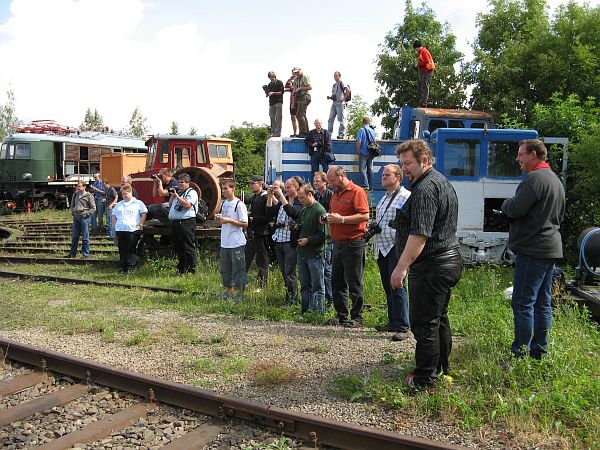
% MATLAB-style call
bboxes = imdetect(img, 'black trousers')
[409,248,462,386]
[116,230,142,272]
[245,234,269,286]
[170,218,196,274]
[332,239,366,322]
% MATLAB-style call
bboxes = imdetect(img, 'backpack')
[184,188,208,223]
[343,83,352,102]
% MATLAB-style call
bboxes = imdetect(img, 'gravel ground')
[2,309,505,449]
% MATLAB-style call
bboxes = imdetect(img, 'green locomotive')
[0,127,147,210]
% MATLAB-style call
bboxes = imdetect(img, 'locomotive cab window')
[443,139,480,177]
[208,144,228,159]
[488,141,522,177]
[159,140,169,164]
[174,146,191,168]
[0,143,6,159]
[428,119,447,134]
[448,120,465,128]
[15,143,31,159]
[196,143,206,164]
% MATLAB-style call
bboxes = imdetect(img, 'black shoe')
[327,317,347,326]
[391,331,410,342]
[337,135,344,139]
[374,324,397,332]
[344,319,364,329]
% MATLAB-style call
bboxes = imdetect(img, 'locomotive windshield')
[488,141,522,178]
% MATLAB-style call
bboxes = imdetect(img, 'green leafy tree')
[0,88,18,141]
[170,121,179,135]
[468,0,600,123]
[81,107,104,131]
[372,0,467,137]
[188,126,198,135]
[346,95,370,139]
[223,122,269,186]
[128,107,148,138]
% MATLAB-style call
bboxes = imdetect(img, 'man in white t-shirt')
[216,180,249,302]
[111,184,147,273]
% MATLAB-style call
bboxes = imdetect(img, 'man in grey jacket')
[502,139,565,359]
[69,181,96,258]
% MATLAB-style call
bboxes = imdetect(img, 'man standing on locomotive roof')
[501,139,565,360]
[245,175,270,288]
[147,168,179,222]
[327,71,349,139]
[324,166,369,327]
[69,181,96,259]
[292,67,312,138]
[413,40,435,107]
[168,173,199,275]
[391,139,462,388]
[266,71,284,138]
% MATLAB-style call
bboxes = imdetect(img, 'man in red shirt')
[323,166,370,327]
[413,40,435,107]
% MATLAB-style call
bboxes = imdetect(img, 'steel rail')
[0,338,465,450]
[0,270,185,294]
[0,255,117,266]
[0,246,115,254]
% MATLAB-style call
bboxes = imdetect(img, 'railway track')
[0,338,464,450]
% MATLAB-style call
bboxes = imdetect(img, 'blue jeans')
[105,207,114,237]
[70,215,91,257]
[511,253,555,358]
[323,241,333,301]
[359,154,374,189]
[310,152,329,175]
[92,198,105,230]
[327,102,346,137]
[297,254,325,313]
[377,247,409,331]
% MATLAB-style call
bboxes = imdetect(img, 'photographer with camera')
[284,71,299,137]
[264,71,284,137]
[266,179,303,306]
[313,172,333,304]
[305,119,333,174]
[356,117,377,190]
[323,166,369,327]
[245,175,270,288]
[292,67,311,138]
[369,165,412,341]
[327,71,349,139]
[147,168,178,222]
[168,174,199,275]
[296,184,328,314]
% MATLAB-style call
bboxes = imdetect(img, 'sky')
[0,0,594,137]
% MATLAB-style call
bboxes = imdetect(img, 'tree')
[170,121,179,135]
[188,127,198,135]
[372,0,467,137]
[345,95,370,139]
[467,0,600,123]
[81,107,104,131]
[0,88,18,141]
[223,122,269,186]
[128,107,148,138]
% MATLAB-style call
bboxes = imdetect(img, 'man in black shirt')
[147,168,179,222]
[313,171,333,303]
[245,175,270,288]
[305,119,333,175]
[266,71,284,137]
[391,139,462,388]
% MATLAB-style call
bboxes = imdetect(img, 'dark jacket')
[305,128,332,156]
[502,168,565,259]
[247,191,270,235]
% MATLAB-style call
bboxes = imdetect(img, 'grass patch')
[251,362,296,386]
[299,342,331,354]
[335,266,600,449]
[124,331,155,347]
[189,356,251,376]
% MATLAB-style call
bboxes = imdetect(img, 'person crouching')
[111,184,147,274]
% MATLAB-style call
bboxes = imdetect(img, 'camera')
[151,174,159,180]
[363,222,382,243]
[274,222,287,229]
[262,85,269,96]
[388,218,400,230]
[320,213,329,222]
[168,187,177,195]
[215,213,222,221]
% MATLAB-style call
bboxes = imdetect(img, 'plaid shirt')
[272,205,292,243]
[374,186,411,259]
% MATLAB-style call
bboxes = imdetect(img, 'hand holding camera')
[363,221,382,243]
[168,187,177,195]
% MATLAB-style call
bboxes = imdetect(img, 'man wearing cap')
[413,40,435,107]
[245,175,270,287]
[292,67,312,138]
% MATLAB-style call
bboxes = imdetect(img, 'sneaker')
[391,331,410,342]
[221,291,232,301]
[232,293,243,303]
[327,317,347,326]
[344,319,364,329]
[337,135,344,139]
[404,374,416,388]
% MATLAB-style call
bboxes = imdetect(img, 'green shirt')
[297,201,328,258]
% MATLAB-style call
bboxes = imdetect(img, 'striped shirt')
[374,186,411,259]
[394,168,459,263]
